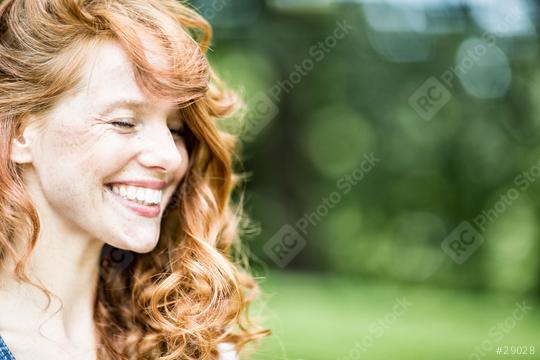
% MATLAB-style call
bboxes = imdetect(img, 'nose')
[136,122,183,174]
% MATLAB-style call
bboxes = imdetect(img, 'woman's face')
[20,39,189,253]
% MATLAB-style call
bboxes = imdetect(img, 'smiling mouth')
[104,184,163,218]
[105,184,162,206]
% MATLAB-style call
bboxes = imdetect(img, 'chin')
[105,231,160,254]
[129,241,159,254]
[121,237,159,253]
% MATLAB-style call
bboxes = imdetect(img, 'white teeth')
[109,184,162,205]
[145,188,153,203]
[136,188,146,202]
[127,187,136,200]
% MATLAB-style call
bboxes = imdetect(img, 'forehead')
[79,36,175,114]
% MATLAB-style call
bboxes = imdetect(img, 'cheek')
[33,124,118,208]
[44,123,93,160]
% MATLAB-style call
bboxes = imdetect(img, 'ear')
[10,124,37,164]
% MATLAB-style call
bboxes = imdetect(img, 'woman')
[0,0,269,359]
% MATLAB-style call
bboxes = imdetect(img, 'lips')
[105,183,164,218]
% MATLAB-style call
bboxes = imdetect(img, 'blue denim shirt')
[0,336,16,360]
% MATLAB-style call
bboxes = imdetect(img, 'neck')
[0,191,104,348]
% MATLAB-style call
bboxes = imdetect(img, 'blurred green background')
[189,0,540,359]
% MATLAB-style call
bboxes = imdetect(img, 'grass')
[247,270,540,360]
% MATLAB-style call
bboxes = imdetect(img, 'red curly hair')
[0,0,270,358]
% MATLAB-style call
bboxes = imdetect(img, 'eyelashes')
[109,120,184,137]
[110,120,135,128]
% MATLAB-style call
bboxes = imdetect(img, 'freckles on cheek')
[37,124,115,218]
[45,120,117,177]
[48,122,105,156]
[41,123,109,192]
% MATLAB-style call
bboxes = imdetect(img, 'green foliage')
[204,0,540,294]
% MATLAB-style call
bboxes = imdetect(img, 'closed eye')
[110,119,184,137]
[110,120,135,128]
